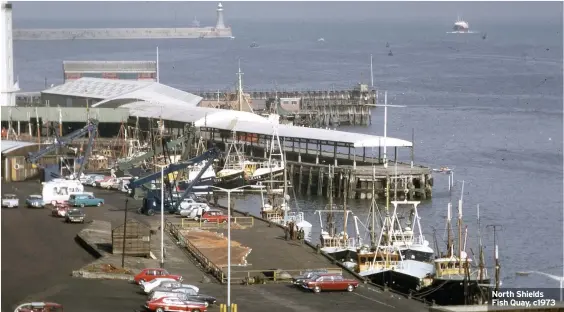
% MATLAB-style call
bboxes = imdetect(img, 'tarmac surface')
[2,181,429,312]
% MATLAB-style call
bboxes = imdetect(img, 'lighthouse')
[215,2,226,29]
[0,1,18,106]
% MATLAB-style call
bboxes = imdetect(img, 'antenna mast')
[458,180,465,273]
[370,54,374,88]
[487,224,502,292]
[156,46,160,83]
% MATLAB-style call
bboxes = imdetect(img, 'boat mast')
[237,59,244,112]
[457,180,465,273]
[328,165,335,236]
[447,201,453,257]
[370,165,376,248]
[478,204,485,281]
[343,174,348,244]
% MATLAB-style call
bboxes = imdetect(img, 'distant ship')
[388,50,393,56]
[317,37,325,42]
[250,42,259,48]
[453,16,469,32]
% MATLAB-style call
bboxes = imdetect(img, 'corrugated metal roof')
[1,140,37,154]
[94,83,202,107]
[194,117,412,148]
[42,77,203,107]
[42,77,151,99]
[63,61,157,72]
[123,101,268,124]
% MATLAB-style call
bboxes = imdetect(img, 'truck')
[2,194,19,208]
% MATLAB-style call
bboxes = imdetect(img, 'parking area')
[2,181,428,312]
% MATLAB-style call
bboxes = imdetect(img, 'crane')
[25,119,98,179]
[129,147,221,215]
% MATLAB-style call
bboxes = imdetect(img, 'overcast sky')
[11,1,563,24]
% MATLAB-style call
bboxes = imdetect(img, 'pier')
[12,2,233,41]
[197,84,376,127]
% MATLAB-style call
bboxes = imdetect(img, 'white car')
[142,278,198,294]
[149,283,200,299]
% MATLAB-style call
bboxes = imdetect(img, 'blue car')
[26,195,45,208]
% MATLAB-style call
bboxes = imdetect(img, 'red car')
[134,268,183,284]
[145,297,206,312]
[51,205,69,218]
[14,302,63,312]
[303,275,359,293]
[201,209,228,223]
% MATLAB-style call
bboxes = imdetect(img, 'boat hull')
[415,278,492,305]
[177,176,216,195]
[215,171,246,189]
[324,248,358,263]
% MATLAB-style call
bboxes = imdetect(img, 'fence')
[222,268,343,284]
[180,217,254,229]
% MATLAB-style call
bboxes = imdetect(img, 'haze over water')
[12,2,563,289]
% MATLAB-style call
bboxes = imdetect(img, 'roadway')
[2,181,429,312]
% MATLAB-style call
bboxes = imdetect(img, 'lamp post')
[155,164,167,269]
[516,271,563,301]
[209,184,264,311]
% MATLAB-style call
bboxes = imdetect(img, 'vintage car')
[26,195,45,208]
[65,208,86,223]
[51,204,70,218]
[142,279,197,294]
[85,175,105,187]
[68,193,104,207]
[145,297,206,312]
[2,194,19,208]
[200,209,228,223]
[292,270,340,286]
[150,289,217,307]
[302,275,359,293]
[134,268,183,284]
[14,302,63,312]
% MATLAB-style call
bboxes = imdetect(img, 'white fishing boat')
[250,115,285,182]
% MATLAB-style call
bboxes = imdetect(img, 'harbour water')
[13,18,563,289]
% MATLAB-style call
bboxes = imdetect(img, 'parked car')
[14,302,63,312]
[134,268,183,284]
[142,278,197,294]
[145,296,206,312]
[25,195,45,208]
[96,176,114,189]
[200,209,228,223]
[302,275,359,293]
[150,288,217,307]
[68,193,104,207]
[2,194,19,208]
[86,175,105,187]
[52,204,70,218]
[65,208,86,223]
[177,201,210,219]
[292,270,339,285]
[144,280,199,294]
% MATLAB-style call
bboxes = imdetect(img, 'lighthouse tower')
[0,1,18,107]
[215,2,226,29]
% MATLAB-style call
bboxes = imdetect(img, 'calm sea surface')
[13,18,563,288]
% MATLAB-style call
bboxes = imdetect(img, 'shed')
[111,219,151,257]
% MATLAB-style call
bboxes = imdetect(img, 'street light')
[155,164,166,269]
[516,271,563,301]
[209,184,264,311]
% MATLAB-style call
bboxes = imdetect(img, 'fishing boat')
[250,42,259,48]
[315,165,361,269]
[388,50,393,56]
[215,138,259,188]
[250,115,285,182]
[192,16,200,27]
[412,182,493,305]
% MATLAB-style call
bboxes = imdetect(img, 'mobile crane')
[25,119,98,180]
[129,147,220,215]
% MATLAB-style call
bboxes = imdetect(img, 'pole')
[156,46,160,83]
[160,165,165,268]
[227,190,231,310]
[383,91,388,168]
[370,54,374,88]
[121,199,129,268]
